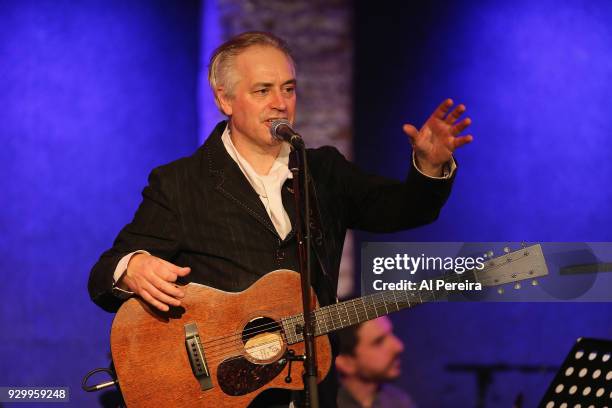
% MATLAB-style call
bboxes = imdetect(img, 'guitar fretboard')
[281,270,478,344]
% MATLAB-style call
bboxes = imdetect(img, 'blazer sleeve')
[320,146,455,232]
[88,166,182,312]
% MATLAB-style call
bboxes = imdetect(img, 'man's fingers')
[157,265,188,282]
[140,288,170,312]
[126,256,189,308]
[433,98,454,119]
[175,266,191,277]
[453,135,473,149]
[452,117,471,135]
[445,104,466,124]
[152,274,185,299]
[402,124,419,142]
[145,281,182,308]
[160,258,191,277]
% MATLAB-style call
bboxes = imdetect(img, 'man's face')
[348,317,405,382]
[218,45,296,151]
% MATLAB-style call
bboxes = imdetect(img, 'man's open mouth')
[264,118,287,127]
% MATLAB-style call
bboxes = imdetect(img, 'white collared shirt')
[221,124,293,240]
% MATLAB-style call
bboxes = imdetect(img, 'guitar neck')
[281,270,478,344]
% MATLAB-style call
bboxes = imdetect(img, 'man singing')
[88,31,472,407]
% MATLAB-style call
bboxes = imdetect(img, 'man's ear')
[335,354,356,376]
[216,87,233,116]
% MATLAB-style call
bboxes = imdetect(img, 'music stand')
[538,337,611,407]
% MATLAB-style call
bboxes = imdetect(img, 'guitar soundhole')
[242,317,285,364]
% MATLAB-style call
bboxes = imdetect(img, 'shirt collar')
[221,124,293,197]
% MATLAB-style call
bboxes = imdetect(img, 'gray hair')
[208,31,295,113]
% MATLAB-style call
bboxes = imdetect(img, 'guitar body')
[110,270,331,407]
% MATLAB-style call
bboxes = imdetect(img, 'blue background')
[354,1,612,406]
[0,0,610,407]
[0,1,199,406]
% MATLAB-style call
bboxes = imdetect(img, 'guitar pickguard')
[217,355,287,396]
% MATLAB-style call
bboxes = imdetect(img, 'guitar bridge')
[184,322,213,391]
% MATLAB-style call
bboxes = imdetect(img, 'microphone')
[270,119,304,147]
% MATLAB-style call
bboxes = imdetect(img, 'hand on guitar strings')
[118,253,191,312]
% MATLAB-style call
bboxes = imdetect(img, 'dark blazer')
[88,120,455,407]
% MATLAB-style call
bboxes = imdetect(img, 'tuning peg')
[497,287,504,295]
[504,247,510,253]
[531,279,538,286]
[487,250,494,258]
[514,283,521,290]
[521,242,527,248]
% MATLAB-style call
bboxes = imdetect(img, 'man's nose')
[392,334,405,353]
[269,89,287,111]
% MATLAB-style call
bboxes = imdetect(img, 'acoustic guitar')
[110,244,548,407]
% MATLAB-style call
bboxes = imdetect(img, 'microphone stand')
[289,137,319,408]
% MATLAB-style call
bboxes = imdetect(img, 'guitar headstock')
[474,243,549,292]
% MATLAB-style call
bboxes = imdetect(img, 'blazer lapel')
[205,121,279,238]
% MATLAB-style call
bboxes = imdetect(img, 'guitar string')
[201,289,444,365]
[199,268,477,349]
[201,290,417,352]
[199,270,478,360]
[202,290,442,366]
[203,270,525,364]
[167,248,530,348]
[204,278,522,367]
[181,255,535,364]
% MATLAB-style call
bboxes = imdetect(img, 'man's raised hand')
[403,99,473,177]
